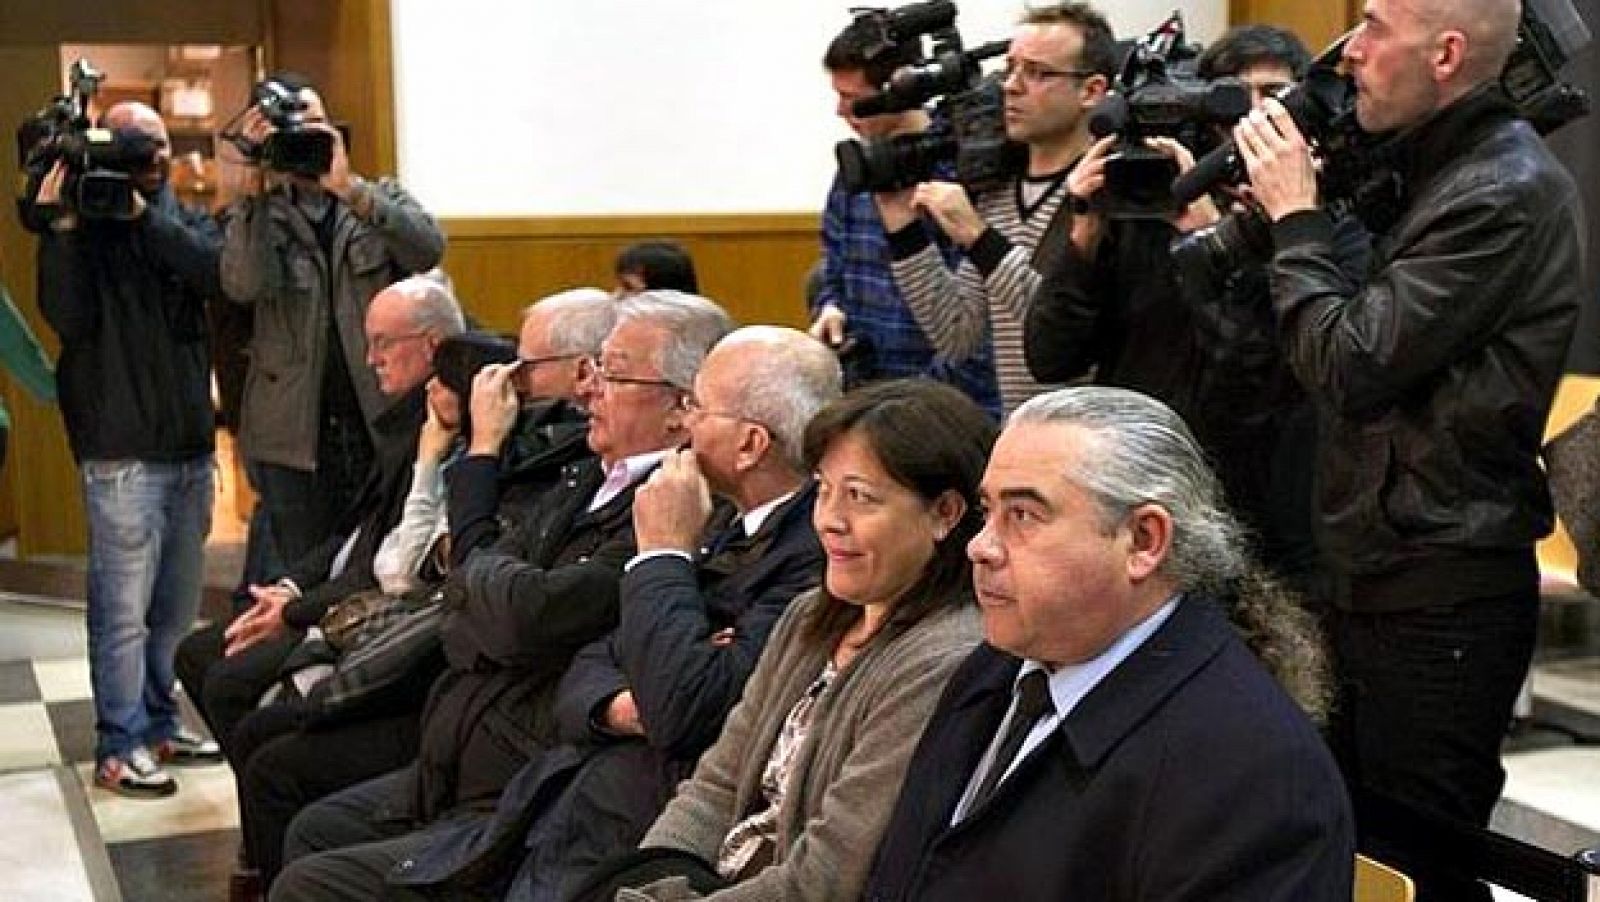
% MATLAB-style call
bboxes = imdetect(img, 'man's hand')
[468,363,520,457]
[419,395,459,464]
[1064,135,1117,255]
[222,584,293,657]
[317,123,354,196]
[872,186,918,232]
[633,448,713,555]
[36,161,78,231]
[235,108,273,197]
[602,690,645,737]
[809,304,848,348]
[1145,136,1221,234]
[911,181,986,248]
[1232,99,1318,221]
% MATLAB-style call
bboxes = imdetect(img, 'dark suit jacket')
[412,457,641,820]
[863,595,1354,902]
[389,484,825,900]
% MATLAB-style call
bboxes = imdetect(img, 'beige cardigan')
[627,587,982,902]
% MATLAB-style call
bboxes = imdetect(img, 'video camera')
[14,58,162,223]
[833,0,1018,193]
[1087,12,1251,220]
[223,77,335,177]
[1169,0,1592,284]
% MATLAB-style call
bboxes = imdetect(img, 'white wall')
[391,0,1226,217]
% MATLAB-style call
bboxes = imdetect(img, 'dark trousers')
[243,709,422,886]
[174,619,301,756]
[1326,587,1538,902]
[250,411,371,567]
[272,766,484,902]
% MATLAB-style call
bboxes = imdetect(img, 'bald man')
[1236,2,1583,898]
[26,101,225,798]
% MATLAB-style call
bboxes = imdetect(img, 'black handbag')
[303,587,447,723]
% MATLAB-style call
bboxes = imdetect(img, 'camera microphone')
[882,0,958,42]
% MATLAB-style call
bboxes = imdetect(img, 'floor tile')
[0,702,62,772]
[1502,747,1600,835]
[76,758,239,844]
[48,698,97,765]
[0,770,95,901]
[33,656,93,703]
[0,601,87,664]
[0,658,41,704]
[1533,656,1600,716]
[108,827,236,902]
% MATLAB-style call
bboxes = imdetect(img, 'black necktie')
[970,670,1055,810]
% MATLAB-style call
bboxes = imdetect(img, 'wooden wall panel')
[440,216,821,334]
[0,0,263,46]
[0,47,89,554]
[1228,0,1359,51]
[268,0,396,176]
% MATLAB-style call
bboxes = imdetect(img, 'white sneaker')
[95,747,177,798]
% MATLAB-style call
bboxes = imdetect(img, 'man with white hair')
[1236,2,1584,897]
[379,326,841,901]
[27,100,224,798]
[273,291,736,901]
[222,73,446,571]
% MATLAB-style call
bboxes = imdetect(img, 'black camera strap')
[1027,169,1079,280]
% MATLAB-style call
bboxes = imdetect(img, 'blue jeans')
[83,455,215,761]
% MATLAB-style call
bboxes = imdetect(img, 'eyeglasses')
[592,360,678,391]
[683,395,772,432]
[517,353,582,370]
[367,330,429,354]
[1000,60,1097,89]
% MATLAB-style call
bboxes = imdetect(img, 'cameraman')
[221,74,445,572]
[875,2,1116,413]
[1236,1,1584,898]
[27,101,222,798]
[812,16,1000,416]
[1025,25,1368,601]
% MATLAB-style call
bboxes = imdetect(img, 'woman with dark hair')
[614,240,700,295]
[591,379,992,902]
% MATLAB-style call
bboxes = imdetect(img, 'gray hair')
[524,287,615,357]
[716,327,843,471]
[1010,386,1248,594]
[393,270,466,337]
[614,290,736,390]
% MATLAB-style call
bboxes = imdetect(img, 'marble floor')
[0,592,1596,901]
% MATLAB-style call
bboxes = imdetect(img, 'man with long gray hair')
[864,385,1352,900]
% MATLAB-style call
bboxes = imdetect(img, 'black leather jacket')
[1269,86,1584,611]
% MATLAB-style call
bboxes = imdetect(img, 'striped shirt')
[888,173,1071,413]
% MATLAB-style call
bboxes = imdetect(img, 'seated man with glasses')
[872,2,1117,413]
[272,290,736,901]
[220,288,616,895]
[178,274,461,766]
[317,326,843,901]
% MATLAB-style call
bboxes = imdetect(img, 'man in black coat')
[1235,2,1583,898]
[386,326,841,902]
[863,386,1352,901]
[271,291,736,901]
[231,288,618,892]
[175,275,462,759]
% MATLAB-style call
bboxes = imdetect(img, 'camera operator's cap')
[433,331,518,399]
